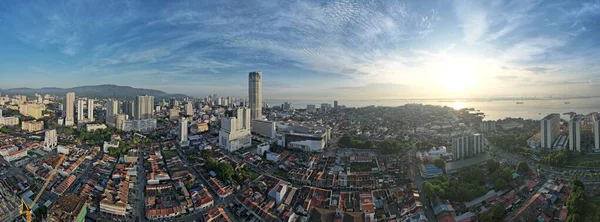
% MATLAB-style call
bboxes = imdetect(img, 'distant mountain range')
[0,84,188,99]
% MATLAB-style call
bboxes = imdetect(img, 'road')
[412,159,438,222]
[133,145,147,221]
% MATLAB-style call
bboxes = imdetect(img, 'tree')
[423,181,435,199]
[487,159,500,173]
[517,161,529,174]
[433,158,446,171]
[33,205,47,220]
[566,214,580,222]
[495,178,508,190]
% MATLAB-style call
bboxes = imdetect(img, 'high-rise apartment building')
[134,95,154,120]
[249,71,262,120]
[185,101,194,116]
[480,120,497,132]
[105,99,119,126]
[219,107,252,152]
[540,113,560,148]
[44,129,57,151]
[123,101,134,117]
[179,117,188,144]
[334,101,338,109]
[569,115,583,152]
[77,99,85,124]
[115,114,128,130]
[87,99,94,122]
[65,92,75,126]
[594,114,600,150]
[451,134,485,160]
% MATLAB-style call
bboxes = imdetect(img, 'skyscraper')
[77,99,85,124]
[569,115,582,152]
[334,101,338,109]
[87,99,94,122]
[541,113,560,148]
[43,129,57,151]
[185,101,194,116]
[249,71,262,120]
[179,117,188,144]
[65,92,75,126]
[106,99,119,126]
[123,101,134,117]
[134,95,154,120]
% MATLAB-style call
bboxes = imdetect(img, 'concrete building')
[594,114,600,150]
[77,99,85,124]
[249,71,262,120]
[219,108,251,152]
[333,101,338,109]
[569,115,583,152]
[185,101,194,116]
[19,103,45,119]
[541,113,560,148]
[252,119,276,138]
[257,143,270,156]
[284,132,327,152]
[0,116,19,126]
[48,194,87,222]
[179,118,188,144]
[86,124,107,132]
[44,129,58,151]
[169,109,180,120]
[321,103,332,112]
[134,95,154,120]
[105,99,119,126]
[4,149,27,162]
[123,101,134,118]
[122,119,157,132]
[65,92,75,126]
[480,120,496,132]
[87,99,94,122]
[115,114,128,130]
[451,134,485,160]
[306,105,316,113]
[21,120,44,132]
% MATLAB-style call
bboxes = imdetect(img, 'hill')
[0,84,187,99]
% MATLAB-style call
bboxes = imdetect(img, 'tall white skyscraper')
[77,99,85,124]
[541,113,560,148]
[569,115,582,152]
[179,117,188,144]
[43,129,57,151]
[185,101,194,116]
[87,98,94,122]
[134,95,154,120]
[65,92,75,126]
[594,114,600,150]
[106,99,119,126]
[249,71,262,120]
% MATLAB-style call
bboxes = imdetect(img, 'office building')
[134,95,154,120]
[77,99,85,124]
[87,99,94,122]
[569,115,583,152]
[451,134,485,160]
[306,105,316,113]
[282,102,292,110]
[21,120,44,132]
[333,101,338,109]
[219,108,251,152]
[65,92,75,126]
[179,118,188,144]
[105,99,119,126]
[185,101,194,116]
[321,103,332,112]
[540,113,560,148]
[594,114,600,150]
[123,101,134,117]
[480,120,497,132]
[249,71,262,119]
[44,129,58,151]
[122,119,156,132]
[170,97,177,108]
[252,119,276,138]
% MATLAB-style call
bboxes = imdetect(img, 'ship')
[516,101,524,104]
[564,101,571,104]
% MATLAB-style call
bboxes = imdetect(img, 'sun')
[433,56,479,94]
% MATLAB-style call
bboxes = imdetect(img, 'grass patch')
[274,169,289,180]
[567,153,600,167]
[162,150,179,159]
[350,162,378,172]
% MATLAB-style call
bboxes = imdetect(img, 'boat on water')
[564,101,571,104]
[516,101,524,104]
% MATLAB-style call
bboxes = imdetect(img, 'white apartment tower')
[88,98,94,122]
[185,101,194,116]
[106,99,119,126]
[134,95,154,120]
[179,117,188,144]
[65,92,75,126]
[219,107,252,152]
[77,99,85,124]
[540,113,560,148]
[249,71,262,120]
[594,114,600,150]
[569,115,583,152]
[43,129,58,151]
[451,134,485,160]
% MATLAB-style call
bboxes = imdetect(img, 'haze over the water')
[1,0,599,99]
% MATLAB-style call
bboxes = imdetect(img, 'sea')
[265,97,600,120]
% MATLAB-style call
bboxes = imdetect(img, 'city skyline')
[1,0,600,99]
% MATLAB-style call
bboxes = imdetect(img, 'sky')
[0,0,599,99]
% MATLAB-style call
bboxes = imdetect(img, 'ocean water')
[266,97,600,120]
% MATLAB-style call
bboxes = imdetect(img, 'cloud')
[523,66,559,74]
[496,75,519,81]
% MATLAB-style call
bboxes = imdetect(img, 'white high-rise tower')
[88,99,94,122]
[134,95,154,120]
[43,129,57,151]
[77,99,85,124]
[106,99,119,126]
[65,92,75,126]
[179,117,188,144]
[249,71,262,120]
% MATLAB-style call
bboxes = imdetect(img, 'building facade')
[249,71,262,120]
[451,134,485,160]
[594,114,600,150]
[480,120,497,132]
[65,92,75,126]
[540,113,560,148]
[21,120,44,132]
[134,95,154,120]
[87,99,94,122]
[569,115,582,152]
[251,119,276,138]
[105,99,119,126]
[44,129,58,151]
[77,99,85,124]
[219,108,251,152]
[179,117,188,144]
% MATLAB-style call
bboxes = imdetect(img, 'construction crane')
[20,154,67,222]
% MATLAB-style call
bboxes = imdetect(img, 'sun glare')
[433,56,480,93]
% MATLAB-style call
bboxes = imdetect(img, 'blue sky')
[0,0,599,99]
